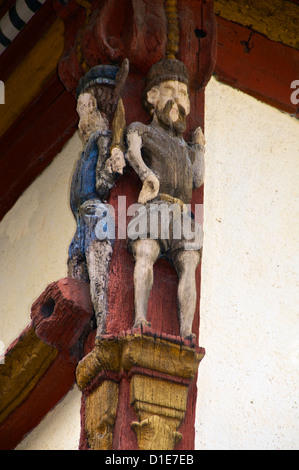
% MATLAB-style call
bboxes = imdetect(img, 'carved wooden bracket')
[76,331,204,450]
[0,277,94,450]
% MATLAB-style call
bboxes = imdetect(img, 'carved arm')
[95,132,126,200]
[190,127,205,189]
[126,129,160,204]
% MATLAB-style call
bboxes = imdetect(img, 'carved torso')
[128,121,195,204]
[70,130,112,216]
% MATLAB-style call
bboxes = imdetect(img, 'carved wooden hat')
[76,64,119,98]
[144,58,190,96]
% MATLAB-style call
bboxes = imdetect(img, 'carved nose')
[169,97,179,107]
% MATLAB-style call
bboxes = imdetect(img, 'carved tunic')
[127,121,199,204]
[126,121,203,256]
[70,130,112,216]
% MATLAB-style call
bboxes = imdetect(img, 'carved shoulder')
[125,122,154,182]
[126,121,148,138]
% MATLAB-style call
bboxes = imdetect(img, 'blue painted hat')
[76,65,120,98]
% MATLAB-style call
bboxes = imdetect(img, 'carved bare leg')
[132,239,160,328]
[85,239,113,336]
[67,230,89,283]
[173,250,200,339]
[67,255,89,283]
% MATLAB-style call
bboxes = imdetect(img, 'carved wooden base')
[131,376,186,450]
[76,331,205,450]
[84,380,119,450]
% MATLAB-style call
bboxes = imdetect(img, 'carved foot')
[182,332,196,341]
[133,318,151,329]
[95,325,105,340]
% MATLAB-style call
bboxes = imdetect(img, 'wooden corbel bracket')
[76,331,205,450]
[0,277,94,450]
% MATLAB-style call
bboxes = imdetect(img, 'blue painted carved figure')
[68,62,128,336]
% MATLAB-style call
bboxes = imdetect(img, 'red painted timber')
[0,277,94,450]
[0,74,78,221]
[215,16,299,117]
[0,351,78,450]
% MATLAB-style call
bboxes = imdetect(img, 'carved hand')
[192,127,206,146]
[138,172,160,205]
[106,147,126,175]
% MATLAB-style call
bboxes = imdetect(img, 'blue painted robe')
[68,130,114,269]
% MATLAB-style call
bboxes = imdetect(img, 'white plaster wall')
[195,78,299,450]
[0,78,298,450]
[0,133,80,348]
[15,386,82,450]
[0,133,83,450]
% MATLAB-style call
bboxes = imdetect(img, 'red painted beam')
[0,350,79,450]
[0,74,78,221]
[215,16,299,118]
[0,277,94,450]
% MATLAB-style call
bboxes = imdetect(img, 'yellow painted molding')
[84,380,119,450]
[76,338,122,390]
[214,0,299,50]
[165,0,179,59]
[121,334,203,380]
[131,374,189,447]
[76,334,204,390]
[0,18,64,138]
[131,375,188,422]
[0,327,57,424]
[76,333,204,450]
[132,415,182,450]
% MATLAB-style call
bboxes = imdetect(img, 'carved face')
[77,92,108,143]
[147,80,190,122]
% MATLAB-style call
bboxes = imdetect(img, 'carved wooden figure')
[126,58,205,339]
[68,61,128,337]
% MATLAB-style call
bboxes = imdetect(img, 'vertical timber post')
[56,0,217,450]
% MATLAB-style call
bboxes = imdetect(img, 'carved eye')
[164,86,174,94]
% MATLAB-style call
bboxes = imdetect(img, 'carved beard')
[155,99,187,134]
